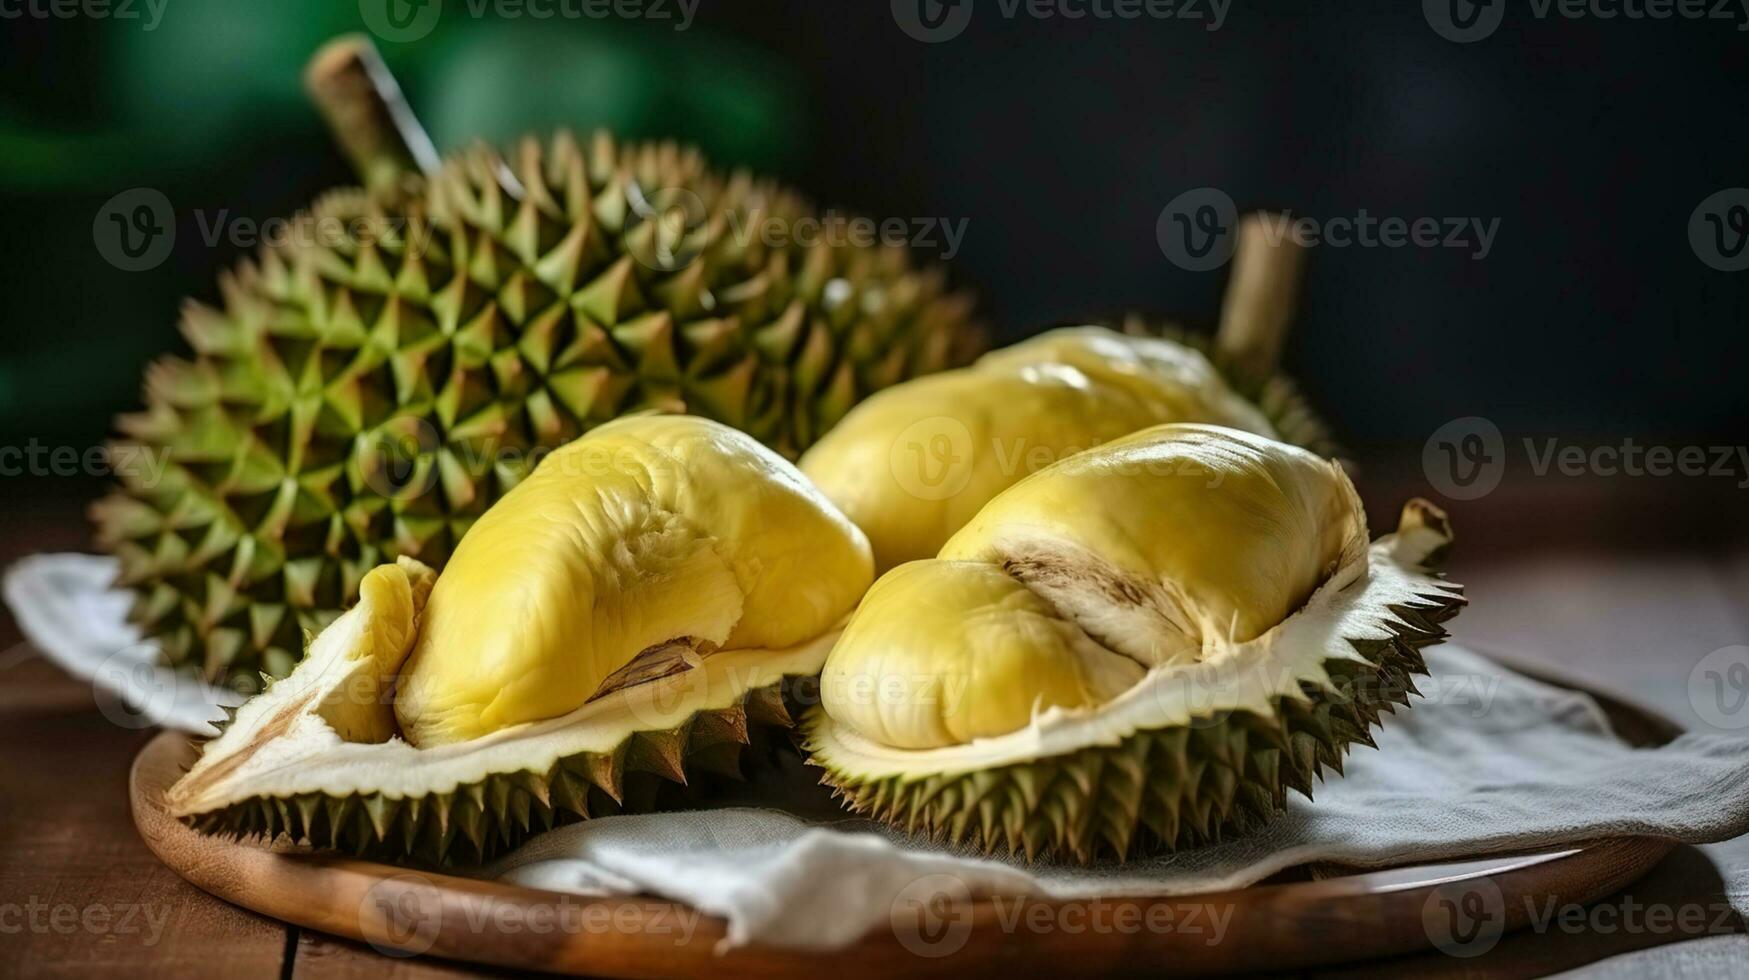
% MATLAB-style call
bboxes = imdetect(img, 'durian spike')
[1216,211,1309,383]
[303,34,441,196]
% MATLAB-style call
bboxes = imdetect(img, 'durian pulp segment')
[811,505,1450,779]
[797,326,1292,571]
[973,327,1276,434]
[819,424,1366,751]
[394,414,873,746]
[167,415,870,862]
[941,424,1367,670]
[804,423,1465,862]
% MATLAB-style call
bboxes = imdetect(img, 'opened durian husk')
[167,415,872,863]
[803,424,1464,863]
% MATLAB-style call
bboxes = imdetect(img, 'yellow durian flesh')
[168,556,439,816]
[395,414,874,746]
[798,326,1279,571]
[817,560,1143,750]
[819,423,1366,751]
[973,326,1276,433]
[315,557,436,744]
[796,368,1165,571]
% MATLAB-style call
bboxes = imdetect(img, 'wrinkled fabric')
[5,553,238,733]
[13,553,1749,952]
[484,643,1749,950]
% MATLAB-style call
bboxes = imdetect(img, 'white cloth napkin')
[4,553,239,732]
[479,644,1749,950]
[11,552,1749,951]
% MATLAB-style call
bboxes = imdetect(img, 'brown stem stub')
[304,34,441,196]
[1216,212,1309,381]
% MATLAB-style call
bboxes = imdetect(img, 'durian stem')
[1215,212,1308,381]
[303,35,441,196]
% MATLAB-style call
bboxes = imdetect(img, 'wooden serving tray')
[130,665,1679,978]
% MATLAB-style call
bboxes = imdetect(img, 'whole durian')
[799,218,1328,570]
[802,424,1465,862]
[92,36,979,689]
[168,414,872,863]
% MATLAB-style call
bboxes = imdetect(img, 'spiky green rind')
[803,582,1463,864]
[95,132,981,689]
[185,684,794,865]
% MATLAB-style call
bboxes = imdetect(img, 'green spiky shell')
[801,504,1465,864]
[187,684,796,864]
[168,557,838,866]
[92,132,980,689]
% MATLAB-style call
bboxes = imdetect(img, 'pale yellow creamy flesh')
[799,327,1278,570]
[818,423,1365,750]
[394,414,873,746]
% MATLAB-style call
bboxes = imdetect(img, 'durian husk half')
[168,559,828,864]
[166,414,871,864]
[802,499,1464,864]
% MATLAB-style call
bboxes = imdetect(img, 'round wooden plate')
[130,663,1679,978]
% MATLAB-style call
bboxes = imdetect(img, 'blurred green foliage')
[0,2,806,448]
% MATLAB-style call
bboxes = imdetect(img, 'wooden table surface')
[3,468,1747,979]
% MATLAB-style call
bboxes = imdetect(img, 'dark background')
[2,0,1744,468]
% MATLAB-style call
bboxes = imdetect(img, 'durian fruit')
[802,424,1465,862]
[92,36,979,690]
[168,414,873,863]
[799,217,1327,570]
